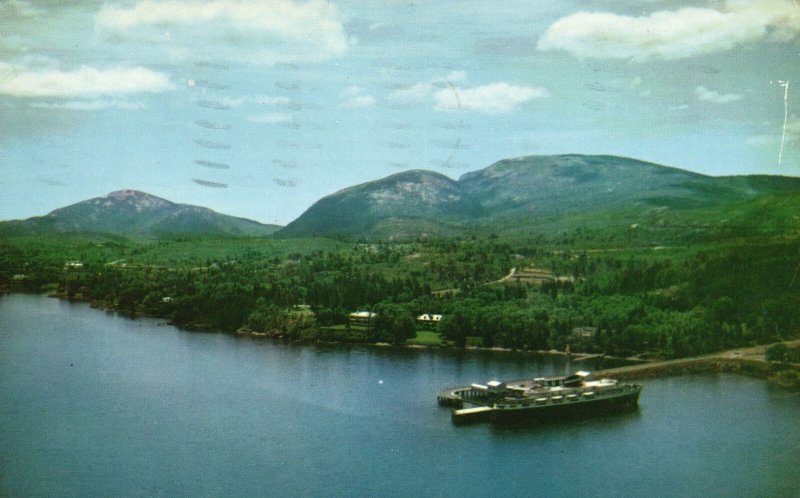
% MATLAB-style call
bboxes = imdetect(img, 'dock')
[439,349,768,408]
[437,385,491,408]
[593,346,771,381]
[439,342,800,425]
[451,406,493,424]
[571,353,605,363]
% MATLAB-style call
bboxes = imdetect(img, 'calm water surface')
[1,294,799,497]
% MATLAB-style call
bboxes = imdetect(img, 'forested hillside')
[2,230,798,358]
[2,154,799,358]
[278,155,800,239]
[0,190,280,238]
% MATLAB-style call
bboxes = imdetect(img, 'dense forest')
[2,230,798,359]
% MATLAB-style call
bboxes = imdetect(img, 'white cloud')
[434,83,548,114]
[388,70,468,105]
[537,0,800,61]
[341,95,376,109]
[388,81,435,104]
[209,94,290,108]
[96,0,348,65]
[389,72,547,113]
[30,100,145,111]
[0,64,174,97]
[695,86,742,104]
[432,71,467,84]
[247,112,293,123]
[339,85,375,108]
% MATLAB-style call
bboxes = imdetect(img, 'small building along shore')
[416,313,442,329]
[348,311,376,327]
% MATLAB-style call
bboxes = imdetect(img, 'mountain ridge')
[276,169,484,238]
[277,154,800,238]
[4,154,800,240]
[0,190,280,238]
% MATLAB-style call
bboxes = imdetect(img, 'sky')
[1,0,799,225]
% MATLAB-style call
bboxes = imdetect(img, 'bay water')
[1,294,799,497]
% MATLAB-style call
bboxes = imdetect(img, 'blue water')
[1,293,799,497]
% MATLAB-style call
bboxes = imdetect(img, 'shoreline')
[7,290,800,388]
[595,346,800,389]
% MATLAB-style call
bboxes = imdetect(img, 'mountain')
[276,170,483,238]
[6,155,799,241]
[0,190,280,238]
[277,154,800,238]
[459,155,707,216]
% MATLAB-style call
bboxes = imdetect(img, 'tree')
[439,307,472,348]
[766,343,789,362]
[373,304,415,345]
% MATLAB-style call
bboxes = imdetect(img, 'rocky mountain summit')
[1,190,279,238]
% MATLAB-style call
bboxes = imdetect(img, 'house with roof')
[348,311,376,327]
[416,313,443,328]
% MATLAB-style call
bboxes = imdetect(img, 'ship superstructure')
[438,371,641,424]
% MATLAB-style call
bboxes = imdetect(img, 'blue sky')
[1,0,798,225]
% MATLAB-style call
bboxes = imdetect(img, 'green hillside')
[277,155,800,239]
[0,190,279,239]
[277,170,482,238]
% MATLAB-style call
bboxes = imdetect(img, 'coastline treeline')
[1,235,798,358]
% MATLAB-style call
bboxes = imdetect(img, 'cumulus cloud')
[434,83,548,114]
[0,64,173,97]
[695,86,742,104]
[388,71,546,113]
[388,71,466,105]
[96,0,349,65]
[339,85,375,108]
[537,0,800,61]
[201,95,289,109]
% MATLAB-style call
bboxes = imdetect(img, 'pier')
[571,353,605,363]
[437,384,503,408]
[439,342,800,424]
[451,406,493,424]
[588,341,800,387]
[593,344,777,381]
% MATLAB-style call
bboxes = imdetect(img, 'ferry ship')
[437,371,641,425]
